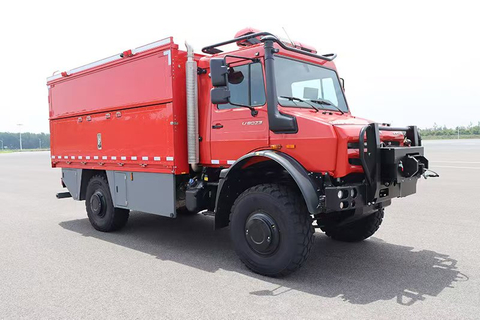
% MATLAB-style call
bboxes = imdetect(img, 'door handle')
[212,124,224,129]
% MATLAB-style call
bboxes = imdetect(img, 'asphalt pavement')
[1,139,479,319]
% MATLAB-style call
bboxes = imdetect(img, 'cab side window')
[217,62,266,110]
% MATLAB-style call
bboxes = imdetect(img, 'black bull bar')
[358,123,429,203]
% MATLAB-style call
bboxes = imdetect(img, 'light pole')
[17,123,23,151]
[39,138,42,149]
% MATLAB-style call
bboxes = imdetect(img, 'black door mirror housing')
[210,57,230,104]
[210,58,229,87]
[211,87,230,104]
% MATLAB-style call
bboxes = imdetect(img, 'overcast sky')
[1,0,478,133]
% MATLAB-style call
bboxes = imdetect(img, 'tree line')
[0,132,50,150]
[419,122,480,137]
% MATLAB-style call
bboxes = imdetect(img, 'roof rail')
[47,37,172,82]
[201,32,336,62]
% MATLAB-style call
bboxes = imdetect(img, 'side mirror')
[210,58,228,87]
[340,77,345,91]
[211,87,230,104]
[210,57,230,104]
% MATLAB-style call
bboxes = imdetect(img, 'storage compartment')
[48,39,189,174]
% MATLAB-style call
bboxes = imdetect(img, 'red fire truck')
[48,28,435,276]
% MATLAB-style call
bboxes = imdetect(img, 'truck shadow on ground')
[60,212,467,306]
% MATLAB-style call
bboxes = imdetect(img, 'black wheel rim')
[90,191,107,218]
[245,212,280,255]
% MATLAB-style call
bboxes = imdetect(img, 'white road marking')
[432,161,480,164]
[434,166,480,170]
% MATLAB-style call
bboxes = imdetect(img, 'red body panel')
[50,104,177,173]
[48,40,191,174]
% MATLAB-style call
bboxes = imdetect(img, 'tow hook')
[422,169,440,179]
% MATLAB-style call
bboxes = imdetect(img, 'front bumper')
[323,123,428,214]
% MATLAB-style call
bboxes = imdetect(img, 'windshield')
[274,56,348,112]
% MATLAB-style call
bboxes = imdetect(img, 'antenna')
[282,27,295,47]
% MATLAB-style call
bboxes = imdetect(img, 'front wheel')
[320,209,384,242]
[230,184,314,277]
[85,175,129,232]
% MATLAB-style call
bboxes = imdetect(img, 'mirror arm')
[224,55,260,64]
[247,107,258,117]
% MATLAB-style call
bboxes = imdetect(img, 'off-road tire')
[230,184,314,277]
[85,175,129,232]
[176,207,197,215]
[321,209,384,242]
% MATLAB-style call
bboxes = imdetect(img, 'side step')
[56,192,72,199]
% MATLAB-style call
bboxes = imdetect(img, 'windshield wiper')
[308,98,345,115]
[279,96,320,112]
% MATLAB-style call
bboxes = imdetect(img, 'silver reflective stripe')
[69,54,121,75]
[46,38,171,82]
[132,38,171,55]
[164,50,171,65]
[46,74,62,82]
[47,54,121,82]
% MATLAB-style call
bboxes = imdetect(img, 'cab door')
[210,61,268,165]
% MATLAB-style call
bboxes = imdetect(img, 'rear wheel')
[230,184,314,277]
[85,175,129,232]
[321,209,384,242]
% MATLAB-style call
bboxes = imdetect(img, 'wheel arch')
[214,150,321,229]
[79,169,106,200]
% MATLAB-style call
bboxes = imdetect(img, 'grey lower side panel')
[106,171,176,218]
[62,168,82,200]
